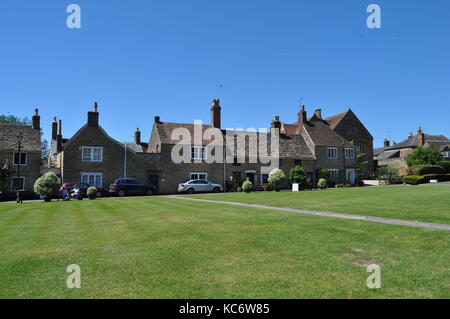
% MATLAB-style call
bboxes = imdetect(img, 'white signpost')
[292,183,299,192]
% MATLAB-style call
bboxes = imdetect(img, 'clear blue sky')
[1,0,449,147]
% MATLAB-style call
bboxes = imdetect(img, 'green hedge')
[403,173,450,185]
[402,176,426,185]
[412,165,445,175]
[437,161,450,174]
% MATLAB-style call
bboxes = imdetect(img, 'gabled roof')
[0,124,41,152]
[386,134,449,150]
[154,122,223,145]
[302,120,354,147]
[324,111,347,129]
[374,149,400,161]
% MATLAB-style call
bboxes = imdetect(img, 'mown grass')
[0,196,449,298]
[190,186,450,225]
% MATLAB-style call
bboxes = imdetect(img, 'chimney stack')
[32,108,40,130]
[271,115,282,131]
[418,127,425,146]
[57,119,63,152]
[314,109,322,119]
[52,117,58,140]
[211,99,221,129]
[135,128,141,144]
[298,105,307,124]
[384,138,390,148]
[87,102,99,127]
[154,116,161,124]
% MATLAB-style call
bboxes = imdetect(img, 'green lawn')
[190,186,450,225]
[0,195,449,298]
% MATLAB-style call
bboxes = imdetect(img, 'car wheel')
[213,187,220,193]
[146,189,153,196]
[118,190,126,197]
[96,192,102,198]
[187,188,194,194]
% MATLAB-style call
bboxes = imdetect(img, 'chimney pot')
[211,99,221,129]
[135,128,141,144]
[32,108,40,130]
[418,127,425,146]
[271,115,281,130]
[52,117,58,140]
[298,105,307,124]
[314,109,322,119]
[87,103,99,127]
[154,116,161,123]
[384,138,390,148]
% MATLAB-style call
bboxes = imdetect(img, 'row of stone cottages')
[0,100,374,195]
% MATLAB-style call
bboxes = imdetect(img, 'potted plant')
[34,172,61,202]
[87,186,98,200]
[242,181,253,193]
[268,168,286,192]
[262,183,270,192]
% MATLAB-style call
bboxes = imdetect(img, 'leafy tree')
[318,178,327,189]
[34,172,61,200]
[268,168,286,191]
[0,114,49,159]
[377,166,400,184]
[289,166,307,188]
[316,168,330,180]
[242,181,253,193]
[405,145,443,167]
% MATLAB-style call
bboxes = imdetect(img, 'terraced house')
[48,100,372,194]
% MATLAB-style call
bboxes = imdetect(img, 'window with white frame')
[190,172,208,180]
[327,147,338,159]
[345,148,355,159]
[191,146,207,161]
[442,151,449,158]
[81,173,103,187]
[329,169,339,180]
[13,152,27,166]
[81,146,103,162]
[11,177,25,191]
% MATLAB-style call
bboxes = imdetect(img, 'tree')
[0,114,49,159]
[34,172,61,200]
[377,166,400,185]
[405,145,443,167]
[289,166,307,189]
[316,168,330,180]
[268,168,286,192]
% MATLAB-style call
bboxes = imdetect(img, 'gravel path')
[169,195,450,232]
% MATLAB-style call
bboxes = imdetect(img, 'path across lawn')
[170,196,450,231]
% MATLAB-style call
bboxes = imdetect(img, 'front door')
[149,175,159,189]
[246,173,255,184]
[346,169,356,184]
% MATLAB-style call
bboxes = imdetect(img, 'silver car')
[178,179,223,194]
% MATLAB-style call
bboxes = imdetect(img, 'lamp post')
[16,131,23,203]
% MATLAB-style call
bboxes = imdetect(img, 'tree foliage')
[288,166,307,188]
[268,168,286,191]
[405,145,443,167]
[34,172,61,197]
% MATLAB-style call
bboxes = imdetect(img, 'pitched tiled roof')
[324,111,348,129]
[374,149,400,161]
[0,124,41,152]
[302,120,354,147]
[155,122,224,145]
[123,142,148,153]
[373,147,385,157]
[386,134,449,150]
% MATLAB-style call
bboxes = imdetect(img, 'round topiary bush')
[87,186,98,199]
[34,172,61,201]
[242,181,253,193]
[318,178,327,189]
[268,168,286,192]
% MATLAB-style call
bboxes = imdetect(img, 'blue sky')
[1,0,449,147]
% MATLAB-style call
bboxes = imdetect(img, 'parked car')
[178,179,223,194]
[61,182,109,198]
[109,178,157,197]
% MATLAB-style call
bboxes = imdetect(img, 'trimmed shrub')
[289,166,307,189]
[316,168,330,180]
[268,168,286,192]
[317,178,327,189]
[377,166,401,184]
[422,174,450,183]
[242,181,253,193]
[34,172,61,200]
[402,175,425,185]
[87,186,98,198]
[437,161,450,173]
[413,165,444,175]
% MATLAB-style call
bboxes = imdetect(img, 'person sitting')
[71,185,82,200]
[60,186,70,201]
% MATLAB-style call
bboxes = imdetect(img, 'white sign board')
[292,183,299,192]
[430,180,438,183]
